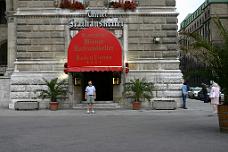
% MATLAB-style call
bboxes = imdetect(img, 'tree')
[180,18,228,104]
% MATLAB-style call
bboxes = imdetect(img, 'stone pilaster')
[5,16,16,76]
[0,77,10,108]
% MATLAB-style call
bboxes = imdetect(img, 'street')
[0,99,227,152]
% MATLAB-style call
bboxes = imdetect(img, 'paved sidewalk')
[0,99,213,116]
[0,99,227,152]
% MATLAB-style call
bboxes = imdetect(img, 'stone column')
[65,25,71,57]
[123,24,128,66]
[0,78,10,108]
[68,74,74,108]
[6,0,13,11]
[120,24,128,96]
[5,0,17,15]
[5,16,16,76]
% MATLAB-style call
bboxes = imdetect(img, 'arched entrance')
[0,40,7,76]
[82,72,113,101]
[0,0,7,24]
[65,27,123,103]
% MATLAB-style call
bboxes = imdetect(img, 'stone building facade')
[179,0,228,86]
[1,0,182,109]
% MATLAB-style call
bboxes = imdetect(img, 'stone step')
[79,101,116,104]
[73,103,121,110]
[92,101,114,104]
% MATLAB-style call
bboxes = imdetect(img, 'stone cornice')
[14,59,66,65]
[128,70,182,73]
[128,59,180,64]
[14,7,178,17]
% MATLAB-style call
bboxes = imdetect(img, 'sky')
[176,0,206,27]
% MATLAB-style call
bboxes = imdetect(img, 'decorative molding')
[8,17,15,23]
[14,8,178,18]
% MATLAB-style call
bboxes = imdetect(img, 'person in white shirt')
[210,82,220,114]
[85,80,96,114]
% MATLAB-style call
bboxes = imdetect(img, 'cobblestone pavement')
[0,99,227,152]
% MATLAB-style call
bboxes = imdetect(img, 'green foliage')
[38,78,67,102]
[123,78,154,102]
[183,68,213,85]
[180,17,228,103]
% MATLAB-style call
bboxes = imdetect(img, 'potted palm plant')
[38,78,67,110]
[180,18,228,132]
[124,78,154,110]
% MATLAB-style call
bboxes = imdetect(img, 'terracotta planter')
[49,102,59,111]
[132,101,141,110]
[218,104,228,132]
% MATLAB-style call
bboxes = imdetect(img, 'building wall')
[14,0,176,8]
[126,13,181,100]
[210,4,228,42]
[179,1,228,86]
[6,0,182,109]
[11,14,68,108]
[180,3,228,42]
[16,0,54,8]
[15,17,66,67]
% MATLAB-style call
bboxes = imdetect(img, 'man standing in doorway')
[85,80,96,114]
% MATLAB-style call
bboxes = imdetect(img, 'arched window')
[0,40,7,65]
[0,40,7,75]
[0,0,6,24]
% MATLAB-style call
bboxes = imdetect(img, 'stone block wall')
[139,0,175,6]
[16,17,66,62]
[11,7,69,109]
[10,73,71,109]
[210,4,228,43]
[126,71,182,105]
[15,0,176,8]
[0,77,10,108]
[15,15,67,73]
[210,3,228,15]
[16,0,55,8]
[127,15,178,60]
[126,7,182,104]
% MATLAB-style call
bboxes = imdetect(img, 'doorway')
[82,72,113,101]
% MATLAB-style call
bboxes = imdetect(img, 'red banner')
[66,27,122,72]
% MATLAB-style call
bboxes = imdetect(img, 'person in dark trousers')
[201,83,209,103]
[181,81,188,109]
